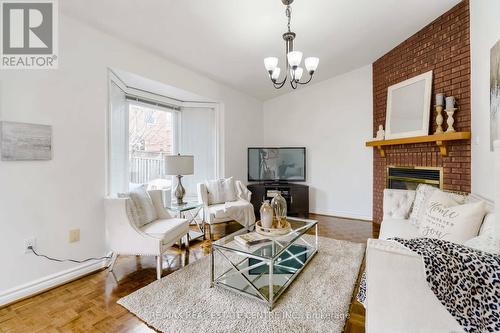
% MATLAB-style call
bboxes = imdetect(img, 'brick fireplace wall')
[372,0,471,226]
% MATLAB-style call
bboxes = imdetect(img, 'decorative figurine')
[376,125,385,140]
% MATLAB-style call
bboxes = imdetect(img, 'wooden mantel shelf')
[365,132,471,157]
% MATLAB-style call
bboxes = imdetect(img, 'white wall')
[470,0,500,200]
[0,14,262,302]
[262,65,373,220]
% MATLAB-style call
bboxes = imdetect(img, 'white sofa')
[365,189,496,333]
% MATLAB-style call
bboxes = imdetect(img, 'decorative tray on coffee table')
[255,219,291,237]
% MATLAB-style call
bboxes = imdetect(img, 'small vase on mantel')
[260,200,273,229]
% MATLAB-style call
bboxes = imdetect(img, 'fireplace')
[387,166,443,190]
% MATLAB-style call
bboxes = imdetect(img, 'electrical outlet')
[69,229,80,243]
[24,238,36,254]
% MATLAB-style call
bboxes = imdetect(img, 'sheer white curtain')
[108,80,128,195]
[179,107,217,198]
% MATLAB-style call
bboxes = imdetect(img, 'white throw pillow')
[418,190,486,244]
[409,184,467,228]
[464,235,500,255]
[119,185,158,227]
[206,177,237,205]
[117,193,141,227]
[409,184,438,228]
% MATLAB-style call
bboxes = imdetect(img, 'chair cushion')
[379,218,420,240]
[141,218,188,244]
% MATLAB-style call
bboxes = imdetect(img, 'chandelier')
[264,0,319,90]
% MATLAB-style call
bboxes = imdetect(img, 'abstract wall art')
[0,121,52,161]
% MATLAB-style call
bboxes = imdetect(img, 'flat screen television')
[248,147,306,182]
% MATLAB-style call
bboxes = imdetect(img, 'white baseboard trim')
[310,209,372,222]
[0,257,111,307]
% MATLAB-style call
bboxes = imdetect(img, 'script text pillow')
[206,177,237,205]
[409,184,467,228]
[419,190,486,244]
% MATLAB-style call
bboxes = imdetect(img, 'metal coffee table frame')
[210,218,318,311]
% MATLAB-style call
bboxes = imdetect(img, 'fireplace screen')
[387,166,443,190]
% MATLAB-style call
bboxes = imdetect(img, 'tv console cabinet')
[247,183,309,218]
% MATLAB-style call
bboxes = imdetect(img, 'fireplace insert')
[387,166,443,190]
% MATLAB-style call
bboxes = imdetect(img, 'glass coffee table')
[210,217,318,311]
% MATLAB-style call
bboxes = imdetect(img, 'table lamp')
[164,154,194,205]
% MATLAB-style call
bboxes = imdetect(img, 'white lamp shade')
[287,51,303,67]
[264,57,278,72]
[164,155,194,175]
[305,57,319,73]
[290,67,303,81]
[271,67,281,80]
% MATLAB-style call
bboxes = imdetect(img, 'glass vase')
[271,193,287,228]
[260,200,274,229]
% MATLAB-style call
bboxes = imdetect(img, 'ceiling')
[61,0,461,101]
[112,68,215,103]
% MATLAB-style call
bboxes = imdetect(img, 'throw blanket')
[357,238,500,333]
[223,201,255,228]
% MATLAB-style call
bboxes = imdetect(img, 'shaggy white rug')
[118,236,365,333]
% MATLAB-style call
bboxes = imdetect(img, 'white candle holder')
[434,105,444,134]
[445,108,457,133]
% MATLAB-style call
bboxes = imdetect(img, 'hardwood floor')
[0,214,372,333]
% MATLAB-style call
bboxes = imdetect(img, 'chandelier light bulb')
[294,67,303,81]
[287,51,303,69]
[305,57,319,74]
[271,67,281,81]
[264,57,278,72]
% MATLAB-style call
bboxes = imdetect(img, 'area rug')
[118,236,365,333]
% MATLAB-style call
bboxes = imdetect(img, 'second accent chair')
[197,177,255,239]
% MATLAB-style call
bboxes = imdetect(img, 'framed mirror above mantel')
[385,70,433,139]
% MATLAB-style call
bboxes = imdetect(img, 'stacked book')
[234,232,271,248]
